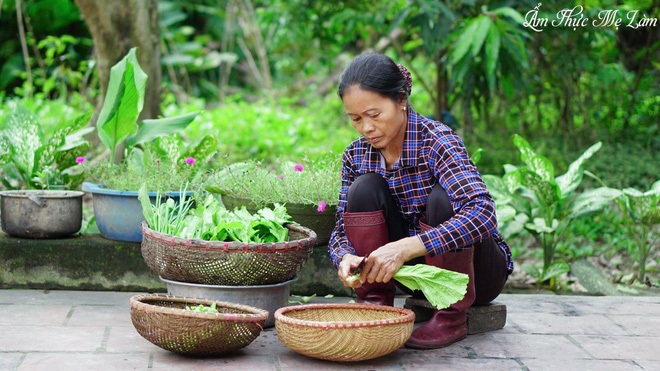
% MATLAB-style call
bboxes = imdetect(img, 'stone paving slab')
[0,290,659,370]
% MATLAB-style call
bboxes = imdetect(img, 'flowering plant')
[207,155,341,210]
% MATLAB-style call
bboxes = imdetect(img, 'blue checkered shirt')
[328,108,514,274]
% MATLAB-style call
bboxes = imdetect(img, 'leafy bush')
[484,135,620,285]
[207,155,341,208]
[0,105,90,189]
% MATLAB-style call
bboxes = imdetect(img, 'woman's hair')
[337,53,412,103]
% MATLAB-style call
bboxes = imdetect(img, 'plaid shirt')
[328,108,514,274]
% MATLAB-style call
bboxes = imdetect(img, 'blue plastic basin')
[82,182,194,242]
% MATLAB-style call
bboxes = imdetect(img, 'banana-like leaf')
[570,187,621,219]
[555,142,602,198]
[96,48,147,157]
[513,134,555,181]
[126,111,200,147]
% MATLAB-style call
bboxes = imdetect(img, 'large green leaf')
[2,105,44,180]
[519,169,560,208]
[483,174,512,204]
[492,6,525,25]
[450,19,479,65]
[624,189,659,222]
[393,264,468,310]
[126,111,200,147]
[525,218,558,234]
[569,187,622,219]
[96,48,147,157]
[513,134,554,181]
[471,16,492,57]
[484,23,501,92]
[555,142,602,198]
[500,212,529,239]
[541,260,570,281]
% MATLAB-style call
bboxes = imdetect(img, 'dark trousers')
[346,173,508,305]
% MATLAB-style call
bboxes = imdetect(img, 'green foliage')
[138,182,194,236]
[141,187,296,243]
[616,181,660,282]
[0,105,90,189]
[484,135,621,285]
[208,156,341,207]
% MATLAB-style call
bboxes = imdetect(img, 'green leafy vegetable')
[185,302,219,313]
[346,264,469,309]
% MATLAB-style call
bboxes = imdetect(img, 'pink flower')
[75,156,85,163]
[185,157,196,164]
[317,201,326,213]
[255,163,259,168]
[278,174,284,179]
[294,164,304,172]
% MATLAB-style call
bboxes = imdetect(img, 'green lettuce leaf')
[392,264,469,310]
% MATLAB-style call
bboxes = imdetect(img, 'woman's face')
[342,86,407,151]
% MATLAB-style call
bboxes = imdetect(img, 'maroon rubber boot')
[343,210,396,306]
[405,217,476,349]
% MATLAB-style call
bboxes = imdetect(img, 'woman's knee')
[346,173,389,212]
[427,184,454,226]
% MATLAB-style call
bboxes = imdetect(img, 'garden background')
[0,0,658,294]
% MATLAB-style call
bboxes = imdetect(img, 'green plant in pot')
[82,47,204,242]
[0,105,90,238]
[207,155,341,245]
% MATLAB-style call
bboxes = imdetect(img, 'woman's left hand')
[360,236,426,284]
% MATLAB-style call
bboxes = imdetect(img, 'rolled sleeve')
[421,132,498,256]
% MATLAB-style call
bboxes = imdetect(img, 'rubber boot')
[343,210,396,306]
[405,217,476,349]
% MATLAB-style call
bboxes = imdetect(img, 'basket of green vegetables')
[130,294,268,355]
[138,184,317,285]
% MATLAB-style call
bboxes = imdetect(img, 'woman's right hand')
[338,254,366,288]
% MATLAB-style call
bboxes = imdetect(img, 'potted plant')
[82,47,209,242]
[0,105,90,238]
[206,155,341,245]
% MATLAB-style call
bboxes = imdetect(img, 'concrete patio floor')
[0,290,658,370]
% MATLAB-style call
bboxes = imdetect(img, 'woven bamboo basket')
[130,294,268,355]
[140,221,317,285]
[275,303,415,362]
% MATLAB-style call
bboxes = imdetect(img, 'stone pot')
[221,195,336,245]
[0,190,84,238]
[82,182,194,242]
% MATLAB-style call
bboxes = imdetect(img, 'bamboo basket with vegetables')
[138,184,317,285]
[130,294,268,355]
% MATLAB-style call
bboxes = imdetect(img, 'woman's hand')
[360,236,427,284]
[338,254,367,288]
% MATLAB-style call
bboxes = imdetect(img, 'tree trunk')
[75,0,161,162]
